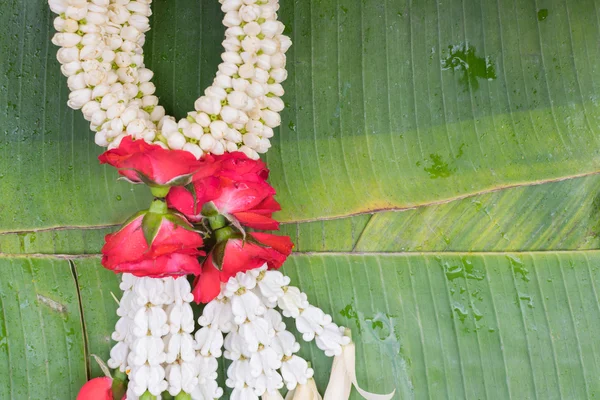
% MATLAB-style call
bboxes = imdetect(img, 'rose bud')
[101,200,205,278]
[168,177,280,230]
[192,232,293,303]
[98,136,220,197]
[167,151,280,230]
[77,377,113,400]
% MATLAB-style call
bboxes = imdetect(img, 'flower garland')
[47,1,395,399]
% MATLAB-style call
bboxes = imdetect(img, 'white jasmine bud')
[270,53,286,69]
[243,132,260,149]
[222,51,243,64]
[139,81,156,95]
[67,88,92,109]
[67,73,87,91]
[108,4,130,24]
[260,38,278,55]
[106,102,125,119]
[260,5,277,19]
[246,82,266,98]
[228,91,250,109]
[242,36,261,53]
[52,32,81,48]
[142,95,159,108]
[150,105,166,122]
[121,25,142,42]
[65,5,88,21]
[279,35,293,52]
[195,96,222,115]
[82,100,101,119]
[223,11,243,27]
[256,54,272,70]
[238,63,255,79]
[56,47,80,64]
[196,112,211,127]
[239,145,259,160]
[268,83,285,97]
[222,0,243,13]
[239,5,261,22]
[114,52,131,68]
[265,96,285,112]
[91,109,107,126]
[48,0,68,14]
[223,37,242,52]
[221,106,240,124]
[261,109,281,128]
[161,118,178,136]
[256,137,271,153]
[127,2,151,16]
[244,21,261,36]
[270,68,288,83]
[205,85,228,100]
[262,126,274,138]
[261,21,283,38]
[218,62,239,77]
[183,142,203,159]
[129,14,150,31]
[85,11,107,25]
[200,134,217,152]
[94,130,109,146]
[126,119,146,136]
[226,141,239,152]
[215,74,233,89]
[167,131,187,150]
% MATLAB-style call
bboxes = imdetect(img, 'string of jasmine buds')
[108,274,204,399]
[48,0,290,160]
[196,265,351,400]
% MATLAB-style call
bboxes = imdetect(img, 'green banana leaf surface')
[1,0,600,398]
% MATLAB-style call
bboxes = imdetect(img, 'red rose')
[167,152,280,229]
[192,232,293,303]
[212,179,281,230]
[98,136,219,187]
[166,176,222,222]
[77,377,113,400]
[214,152,269,182]
[101,204,205,278]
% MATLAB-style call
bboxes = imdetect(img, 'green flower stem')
[140,391,157,400]
[208,214,227,231]
[150,185,171,198]
[148,199,168,214]
[174,392,192,400]
[111,369,127,400]
[215,226,235,243]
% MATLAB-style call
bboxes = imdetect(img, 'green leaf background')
[1,0,600,398]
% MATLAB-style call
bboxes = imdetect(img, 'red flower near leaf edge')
[167,150,279,229]
[77,377,113,400]
[192,232,293,303]
[167,178,281,230]
[101,213,205,278]
[99,136,219,186]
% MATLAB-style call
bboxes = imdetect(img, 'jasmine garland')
[48,1,395,399]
